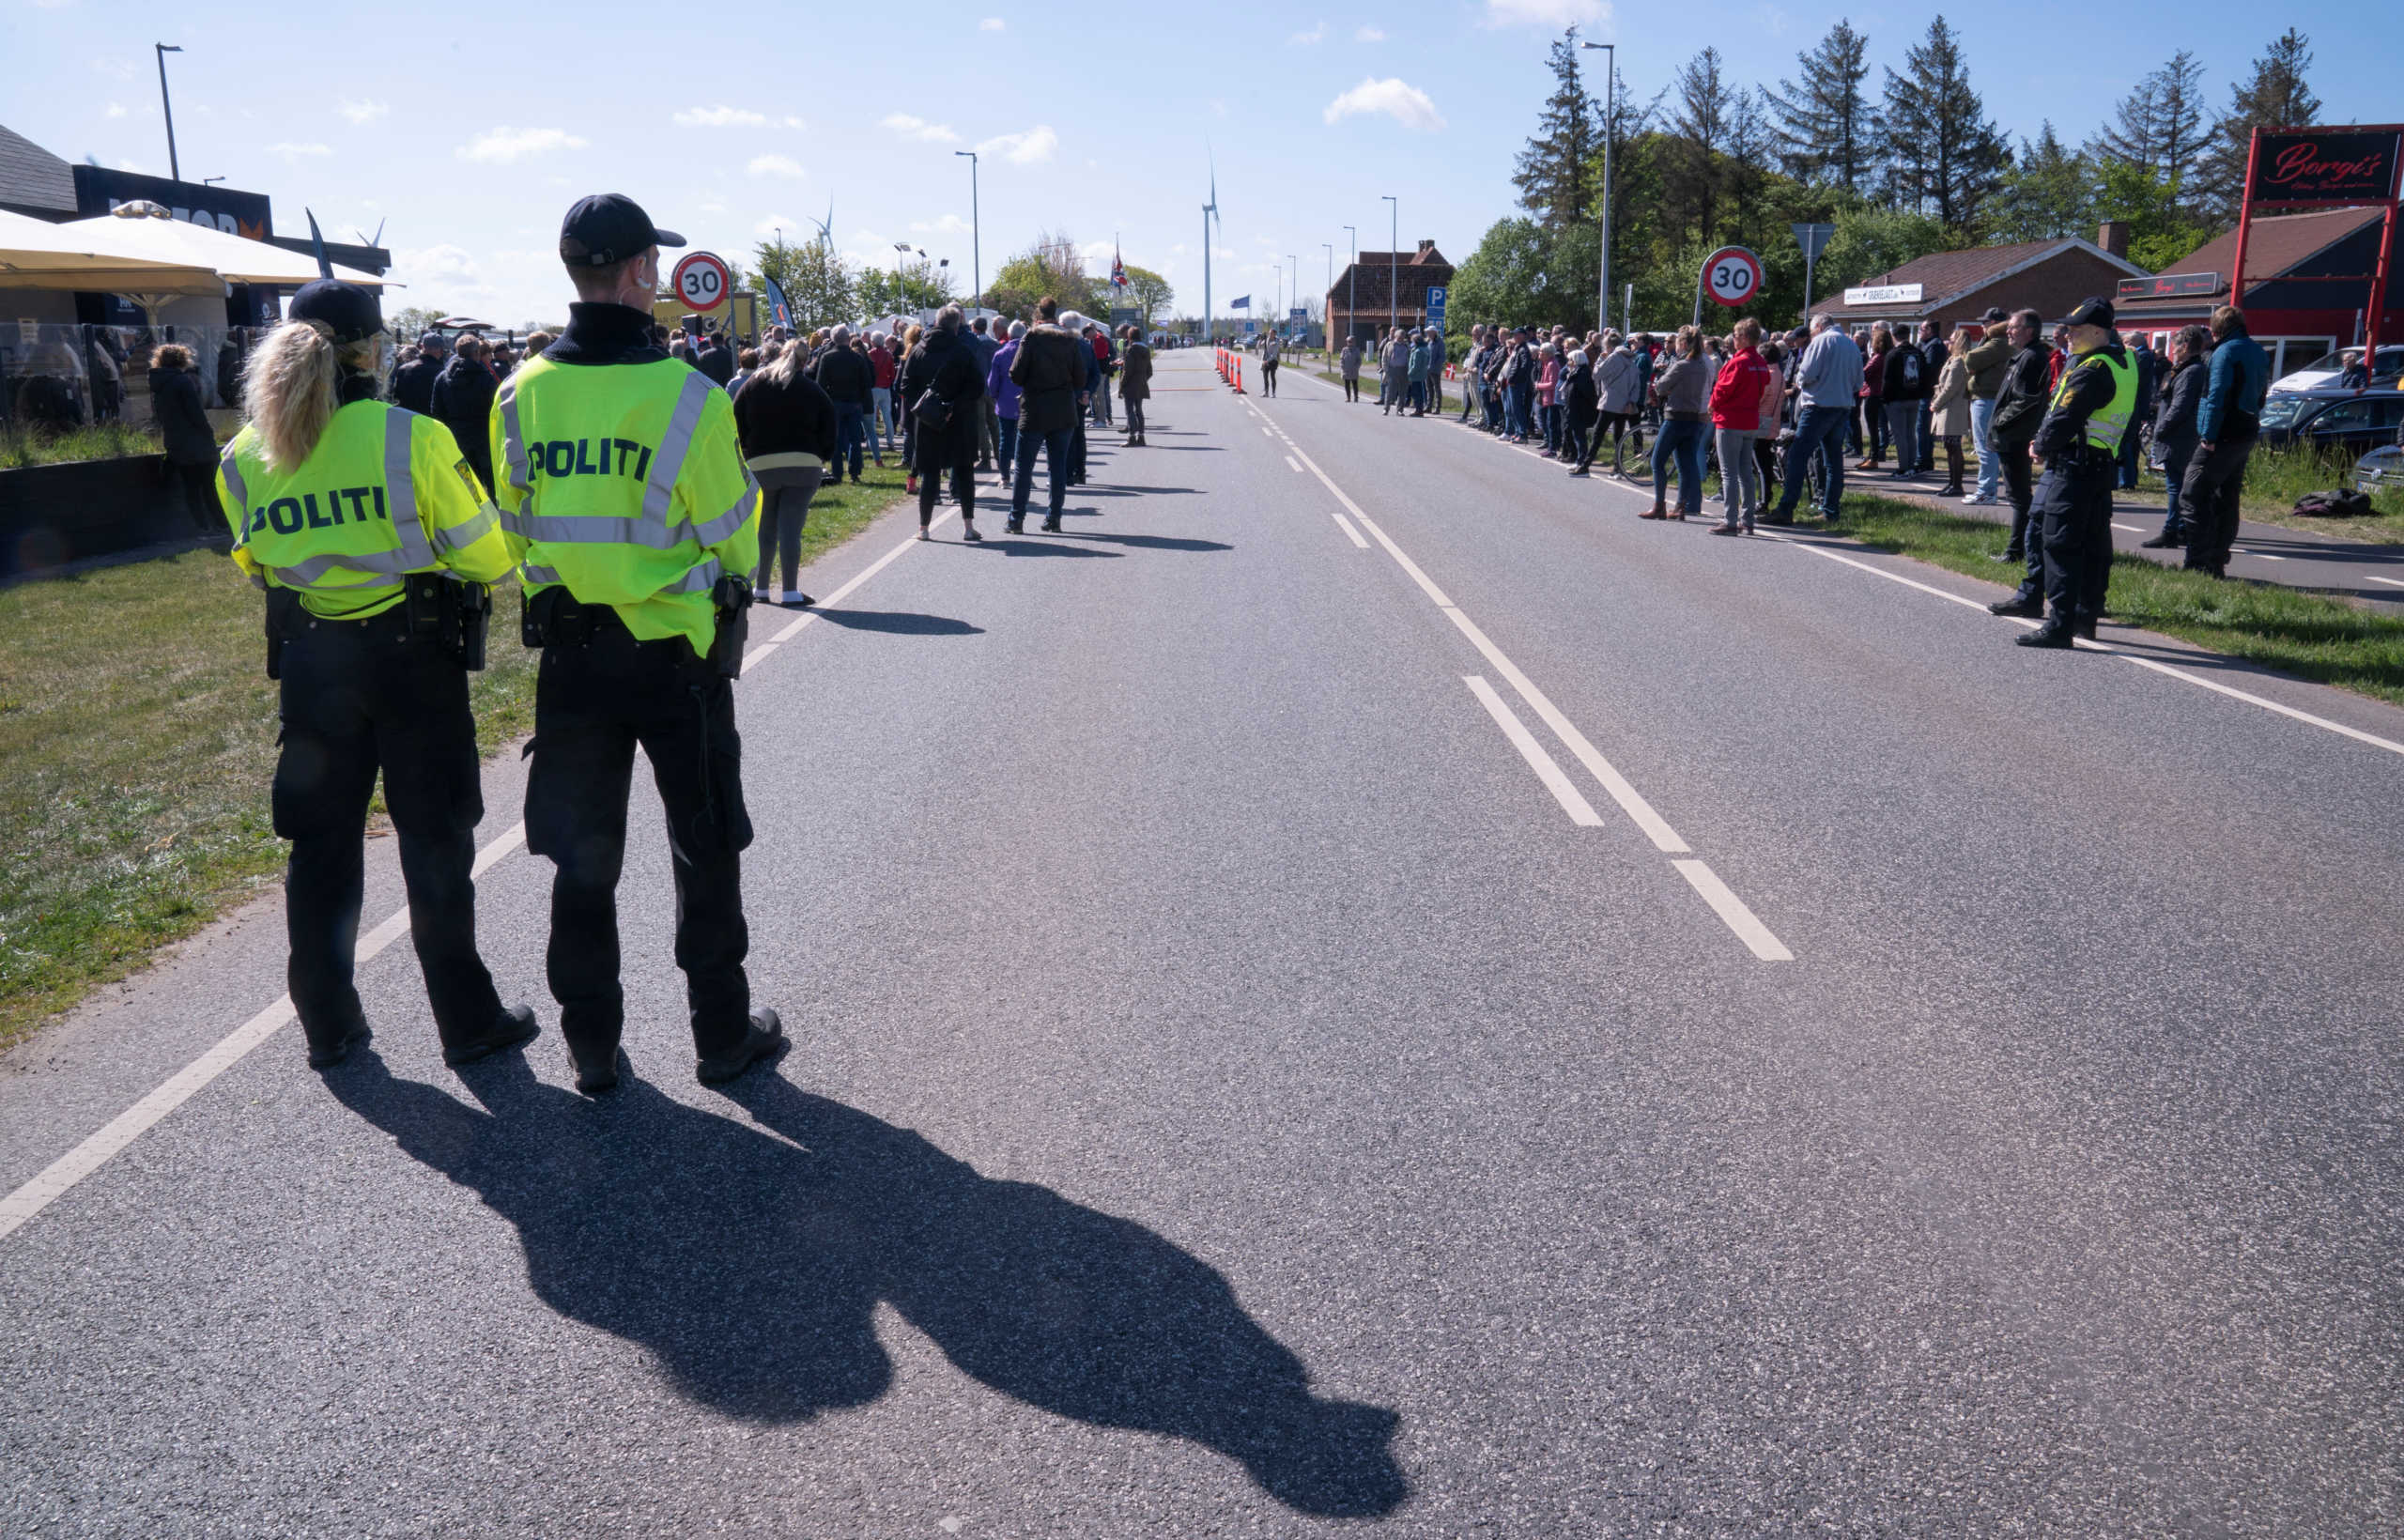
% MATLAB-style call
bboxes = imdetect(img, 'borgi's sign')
[2251,129,2404,207]
[1842,283,1924,305]
[2118,271,2222,300]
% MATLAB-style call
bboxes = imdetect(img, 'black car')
[2257,387,2404,455]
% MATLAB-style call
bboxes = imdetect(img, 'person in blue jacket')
[2179,306,2271,580]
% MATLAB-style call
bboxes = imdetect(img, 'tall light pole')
[1580,38,1615,336]
[1343,224,1356,346]
[154,43,184,183]
[1203,171,1218,346]
[1320,242,1332,350]
[1381,195,1397,332]
[1286,254,1297,337]
[953,149,979,308]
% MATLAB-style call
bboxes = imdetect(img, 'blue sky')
[8,0,2398,329]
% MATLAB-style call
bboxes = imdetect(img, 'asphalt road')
[6,348,2402,1536]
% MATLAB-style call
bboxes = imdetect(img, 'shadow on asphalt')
[1053,531,1233,553]
[968,538,1121,558]
[1076,485,1203,498]
[808,609,984,636]
[327,1055,1408,1518]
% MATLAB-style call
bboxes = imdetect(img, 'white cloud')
[1288,22,1327,43]
[457,126,588,163]
[1484,0,1610,26]
[104,102,126,118]
[757,214,808,239]
[979,15,1005,29]
[911,213,974,235]
[339,100,390,125]
[1355,23,1385,39]
[748,153,806,178]
[673,105,768,128]
[882,114,959,144]
[266,142,332,163]
[977,124,1056,163]
[393,243,483,285]
[1322,78,1444,131]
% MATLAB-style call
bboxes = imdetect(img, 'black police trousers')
[2036,456,2116,622]
[524,616,754,1064]
[273,606,502,1055]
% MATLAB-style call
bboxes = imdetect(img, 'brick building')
[1328,239,1454,344]
[1808,223,2147,333]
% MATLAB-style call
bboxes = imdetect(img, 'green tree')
[2092,51,2209,208]
[1121,265,1175,326]
[857,256,957,317]
[1877,15,2011,233]
[1817,204,1954,299]
[2196,28,2322,228]
[1765,19,1878,196]
[387,304,447,341]
[1992,123,2097,243]
[983,231,1106,325]
[2094,160,2214,272]
[1512,27,1601,228]
[752,234,855,331]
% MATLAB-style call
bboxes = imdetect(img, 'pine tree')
[1664,47,1739,245]
[2093,52,2209,206]
[1765,20,1877,195]
[2196,29,2323,227]
[1992,123,2096,243]
[1512,27,1600,228]
[1877,16,2011,232]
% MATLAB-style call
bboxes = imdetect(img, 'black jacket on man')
[429,355,500,489]
[1009,324,1088,435]
[812,345,874,408]
[1563,361,1599,428]
[392,351,443,415]
[1990,344,2056,447]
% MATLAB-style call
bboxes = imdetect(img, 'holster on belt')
[707,574,753,679]
[263,585,302,680]
[403,572,493,670]
[522,584,597,649]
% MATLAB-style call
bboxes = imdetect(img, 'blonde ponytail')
[242,319,381,470]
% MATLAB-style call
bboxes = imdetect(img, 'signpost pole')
[2228,127,2263,327]
[2369,204,2399,363]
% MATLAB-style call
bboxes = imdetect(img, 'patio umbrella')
[51,203,393,288]
[0,207,229,298]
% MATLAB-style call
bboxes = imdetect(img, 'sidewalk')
[1840,453,2404,609]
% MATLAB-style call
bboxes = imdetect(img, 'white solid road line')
[2112,522,2144,532]
[1285,454,1304,473]
[2370,575,2404,589]
[1672,860,1795,962]
[1332,512,1371,548]
[1,500,971,1247]
[1465,675,1604,826]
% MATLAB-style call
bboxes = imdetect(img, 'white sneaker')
[1963,493,1996,505]
[779,590,806,606]
[753,587,772,603]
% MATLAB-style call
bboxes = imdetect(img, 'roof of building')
[1814,236,2149,321]
[2118,206,2388,314]
[0,123,76,215]
[1329,242,1455,312]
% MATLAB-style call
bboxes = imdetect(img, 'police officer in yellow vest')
[2012,297,2137,649]
[495,193,782,1095]
[217,279,536,1070]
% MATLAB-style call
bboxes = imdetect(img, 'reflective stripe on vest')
[519,555,724,595]
[219,446,251,547]
[2054,347,2139,454]
[499,369,726,548]
[230,405,439,594]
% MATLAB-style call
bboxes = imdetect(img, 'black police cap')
[559,193,686,268]
[2064,296,2116,330]
[289,280,383,344]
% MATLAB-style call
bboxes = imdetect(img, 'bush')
[0,421,162,470]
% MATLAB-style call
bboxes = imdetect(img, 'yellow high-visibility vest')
[217,402,519,619]
[491,356,758,655]
[2051,345,2139,454]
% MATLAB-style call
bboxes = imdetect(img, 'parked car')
[2256,387,2404,455]
[2358,442,2404,497]
[2270,344,2404,395]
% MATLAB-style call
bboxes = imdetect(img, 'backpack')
[1893,346,1923,393]
[2293,489,2373,517]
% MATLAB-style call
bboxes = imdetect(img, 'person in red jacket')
[1708,317,1776,535]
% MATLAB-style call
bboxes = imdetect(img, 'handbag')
[912,387,950,430]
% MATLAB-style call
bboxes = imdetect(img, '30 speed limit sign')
[1702,246,1763,307]
[672,251,732,312]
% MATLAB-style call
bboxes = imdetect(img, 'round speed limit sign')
[1702,246,1763,308]
[672,251,732,312]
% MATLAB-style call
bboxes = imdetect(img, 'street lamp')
[1320,243,1332,350]
[953,149,979,307]
[1580,39,1616,335]
[1343,224,1356,346]
[1286,254,1297,339]
[154,43,184,183]
[1381,195,1397,332]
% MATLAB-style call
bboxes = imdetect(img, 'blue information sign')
[1424,285,1447,331]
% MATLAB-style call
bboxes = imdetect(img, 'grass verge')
[1,422,163,470]
[0,460,910,1054]
[1808,492,2404,705]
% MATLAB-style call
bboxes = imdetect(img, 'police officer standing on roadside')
[217,280,534,1070]
[2001,297,2136,649]
[495,194,783,1095]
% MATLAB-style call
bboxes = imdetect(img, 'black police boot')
[441,1004,540,1068]
[2015,614,2076,649]
[1040,514,1063,532]
[1006,516,1025,534]
[565,1039,624,1096]
[305,1016,373,1070]
[697,1007,788,1086]
[2075,614,2099,640]
[1988,593,2044,618]
[2138,531,2183,549]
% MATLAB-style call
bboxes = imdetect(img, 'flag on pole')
[1229,295,1250,309]
[763,277,794,331]
[1111,245,1127,290]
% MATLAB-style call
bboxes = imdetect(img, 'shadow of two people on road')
[325,1055,1409,1519]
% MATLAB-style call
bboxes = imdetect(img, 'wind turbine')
[1202,152,1220,346]
[809,199,833,249]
